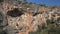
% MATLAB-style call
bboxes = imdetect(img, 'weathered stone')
[0,0,60,34]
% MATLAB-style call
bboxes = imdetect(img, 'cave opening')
[7,8,24,17]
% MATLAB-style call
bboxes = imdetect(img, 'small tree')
[0,0,4,2]
[23,0,27,3]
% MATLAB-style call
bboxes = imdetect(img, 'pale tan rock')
[1,1,60,34]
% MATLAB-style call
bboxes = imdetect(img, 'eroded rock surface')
[0,0,60,34]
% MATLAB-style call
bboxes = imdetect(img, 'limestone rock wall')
[0,0,60,34]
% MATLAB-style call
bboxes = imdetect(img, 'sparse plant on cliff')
[0,0,4,2]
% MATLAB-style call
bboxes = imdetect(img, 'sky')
[27,0,60,6]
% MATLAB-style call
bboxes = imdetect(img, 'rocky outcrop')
[0,0,60,34]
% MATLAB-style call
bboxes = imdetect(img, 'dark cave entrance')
[7,8,24,17]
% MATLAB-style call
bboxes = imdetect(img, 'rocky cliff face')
[0,0,60,34]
